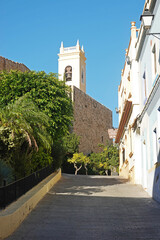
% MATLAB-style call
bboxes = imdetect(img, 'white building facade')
[135,0,160,200]
[116,22,140,183]
[117,0,160,202]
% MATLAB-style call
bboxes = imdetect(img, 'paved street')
[7,174,160,240]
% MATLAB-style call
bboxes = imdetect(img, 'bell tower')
[58,40,86,93]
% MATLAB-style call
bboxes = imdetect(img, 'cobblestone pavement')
[7,174,160,240]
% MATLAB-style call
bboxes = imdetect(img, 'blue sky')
[0,0,145,127]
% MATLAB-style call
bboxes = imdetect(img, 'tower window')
[65,66,72,81]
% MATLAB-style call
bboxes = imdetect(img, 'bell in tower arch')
[65,66,72,81]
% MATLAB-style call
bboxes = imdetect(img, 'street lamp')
[140,9,154,29]
[140,9,160,40]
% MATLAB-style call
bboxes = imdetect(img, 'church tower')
[58,40,86,93]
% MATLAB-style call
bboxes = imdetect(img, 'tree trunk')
[84,164,88,175]
[74,163,82,175]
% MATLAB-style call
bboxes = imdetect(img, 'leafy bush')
[0,70,73,178]
[88,152,108,175]
[62,133,80,173]
[31,147,53,172]
[0,70,73,140]
[0,95,52,178]
[63,133,80,156]
[67,142,119,176]
[88,143,119,175]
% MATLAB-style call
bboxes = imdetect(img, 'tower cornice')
[58,51,86,61]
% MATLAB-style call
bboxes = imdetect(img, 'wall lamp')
[125,55,131,65]
[115,107,119,114]
[140,9,160,40]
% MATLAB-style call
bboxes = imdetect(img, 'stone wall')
[0,56,29,72]
[73,86,112,155]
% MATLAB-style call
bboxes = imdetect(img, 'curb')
[0,168,61,239]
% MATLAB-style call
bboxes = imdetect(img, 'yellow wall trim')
[0,169,61,239]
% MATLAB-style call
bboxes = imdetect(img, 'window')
[152,108,160,164]
[153,128,158,164]
[152,44,157,75]
[142,70,147,105]
[122,148,125,164]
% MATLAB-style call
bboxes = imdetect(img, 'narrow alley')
[7,174,160,240]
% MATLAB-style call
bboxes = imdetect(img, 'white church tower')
[58,40,86,93]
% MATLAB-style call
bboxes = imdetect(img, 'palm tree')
[0,94,52,178]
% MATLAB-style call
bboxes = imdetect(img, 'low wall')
[0,169,61,239]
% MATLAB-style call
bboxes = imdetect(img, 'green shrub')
[88,143,119,175]
[0,70,73,178]
[62,133,80,173]
[0,70,73,140]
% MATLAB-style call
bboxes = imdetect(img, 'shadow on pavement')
[7,174,160,240]
[7,194,160,240]
[49,174,129,196]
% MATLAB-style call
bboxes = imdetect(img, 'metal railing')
[0,165,54,209]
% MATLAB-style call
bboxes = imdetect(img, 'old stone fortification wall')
[73,86,112,155]
[0,56,29,72]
